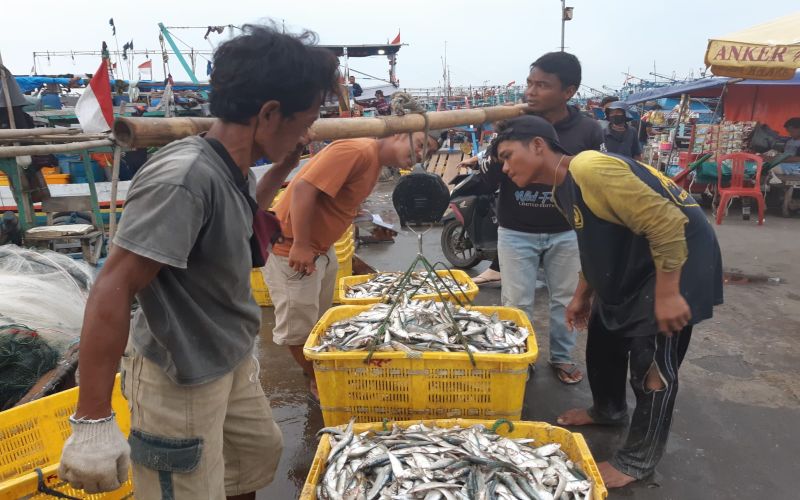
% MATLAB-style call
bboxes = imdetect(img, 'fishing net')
[0,245,94,406]
[0,245,93,352]
[0,324,59,409]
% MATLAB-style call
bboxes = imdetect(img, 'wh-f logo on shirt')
[515,190,554,207]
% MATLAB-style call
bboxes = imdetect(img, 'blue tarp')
[14,76,86,93]
[623,71,800,104]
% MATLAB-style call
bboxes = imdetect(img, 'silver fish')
[315,298,529,355]
[315,423,593,500]
[345,272,467,300]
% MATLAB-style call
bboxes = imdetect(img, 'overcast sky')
[2,1,797,96]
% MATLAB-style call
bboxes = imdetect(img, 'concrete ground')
[256,181,800,499]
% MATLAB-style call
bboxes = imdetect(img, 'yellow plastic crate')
[251,269,272,307]
[304,305,538,426]
[338,270,478,305]
[300,418,607,500]
[0,375,134,499]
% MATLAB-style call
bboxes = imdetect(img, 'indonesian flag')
[75,58,114,134]
[507,81,516,87]
[138,60,153,81]
[390,30,400,45]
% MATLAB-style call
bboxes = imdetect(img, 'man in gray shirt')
[59,24,339,499]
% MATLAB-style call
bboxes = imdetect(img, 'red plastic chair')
[715,152,765,225]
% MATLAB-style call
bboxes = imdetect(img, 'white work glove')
[58,413,131,494]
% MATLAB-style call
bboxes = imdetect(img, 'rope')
[390,92,431,167]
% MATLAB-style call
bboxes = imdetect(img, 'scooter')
[440,170,498,269]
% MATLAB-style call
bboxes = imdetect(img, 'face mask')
[609,115,627,125]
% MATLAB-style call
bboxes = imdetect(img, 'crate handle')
[490,418,514,434]
[36,468,82,500]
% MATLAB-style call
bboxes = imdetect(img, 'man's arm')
[287,178,322,274]
[256,142,306,211]
[571,153,692,333]
[75,247,163,419]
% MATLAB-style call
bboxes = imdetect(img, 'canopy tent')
[704,12,800,80]
[624,72,800,132]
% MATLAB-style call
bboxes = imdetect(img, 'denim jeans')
[497,227,580,364]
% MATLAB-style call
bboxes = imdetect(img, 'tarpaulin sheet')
[724,84,800,132]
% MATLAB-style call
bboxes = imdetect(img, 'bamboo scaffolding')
[113,104,529,148]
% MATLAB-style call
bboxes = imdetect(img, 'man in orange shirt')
[263,132,440,398]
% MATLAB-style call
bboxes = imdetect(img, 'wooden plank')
[41,195,93,212]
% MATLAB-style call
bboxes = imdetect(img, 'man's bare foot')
[598,462,636,488]
[556,408,595,426]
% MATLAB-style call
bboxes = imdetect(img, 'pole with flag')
[75,44,114,134]
[138,60,153,81]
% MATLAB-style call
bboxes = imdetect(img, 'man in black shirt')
[603,101,642,160]
[348,75,363,97]
[480,52,604,384]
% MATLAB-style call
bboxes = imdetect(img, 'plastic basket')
[300,418,607,500]
[251,269,272,307]
[0,375,134,499]
[338,270,478,305]
[304,305,538,426]
[44,174,71,185]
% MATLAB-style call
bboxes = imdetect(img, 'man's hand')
[59,417,131,493]
[288,243,317,275]
[654,268,691,336]
[566,294,591,332]
[457,156,480,169]
[654,291,691,336]
[277,135,310,170]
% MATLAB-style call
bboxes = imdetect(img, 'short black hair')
[488,116,562,159]
[600,96,619,107]
[784,117,800,129]
[530,52,582,89]
[210,23,339,124]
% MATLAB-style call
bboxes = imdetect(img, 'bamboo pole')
[0,135,108,144]
[0,139,114,158]
[109,146,122,241]
[0,127,80,139]
[113,104,529,148]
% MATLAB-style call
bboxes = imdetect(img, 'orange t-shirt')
[272,138,381,256]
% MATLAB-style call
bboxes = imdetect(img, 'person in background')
[57,24,339,498]
[596,95,619,129]
[374,89,391,115]
[770,117,800,175]
[349,75,363,97]
[480,51,604,384]
[263,131,441,400]
[603,101,642,160]
[494,114,722,488]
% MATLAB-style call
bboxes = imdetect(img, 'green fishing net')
[0,324,59,409]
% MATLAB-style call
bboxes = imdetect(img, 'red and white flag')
[507,81,516,87]
[75,58,114,134]
[138,60,153,81]
[390,30,401,45]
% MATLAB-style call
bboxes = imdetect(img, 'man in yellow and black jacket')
[492,115,723,488]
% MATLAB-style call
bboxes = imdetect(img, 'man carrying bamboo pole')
[263,129,442,400]
[59,24,339,499]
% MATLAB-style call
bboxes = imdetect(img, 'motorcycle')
[440,170,498,269]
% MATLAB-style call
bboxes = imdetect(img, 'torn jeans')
[585,319,693,479]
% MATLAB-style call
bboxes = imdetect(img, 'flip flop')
[473,276,501,286]
[551,363,584,385]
